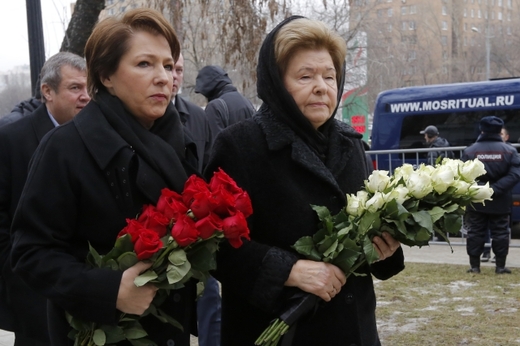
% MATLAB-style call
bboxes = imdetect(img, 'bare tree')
[0,73,32,117]
[60,0,106,56]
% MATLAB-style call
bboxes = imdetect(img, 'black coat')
[0,97,42,128]
[462,133,520,214]
[195,66,255,137]
[204,112,405,346]
[10,99,197,346]
[175,95,213,172]
[0,104,54,340]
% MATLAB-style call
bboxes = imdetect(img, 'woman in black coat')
[204,16,405,346]
[10,9,197,346]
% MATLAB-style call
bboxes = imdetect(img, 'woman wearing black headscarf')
[204,16,405,346]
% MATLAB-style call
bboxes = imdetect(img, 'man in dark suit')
[0,51,90,345]
[171,52,220,346]
[172,53,213,172]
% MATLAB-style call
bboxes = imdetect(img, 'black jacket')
[10,96,197,346]
[462,133,520,214]
[427,136,453,164]
[195,66,255,137]
[0,103,54,340]
[203,16,404,346]
[0,97,42,128]
[174,95,213,172]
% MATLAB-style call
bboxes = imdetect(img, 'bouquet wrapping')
[67,168,252,346]
[255,158,494,346]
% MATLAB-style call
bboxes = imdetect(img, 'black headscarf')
[256,15,346,160]
[96,90,189,193]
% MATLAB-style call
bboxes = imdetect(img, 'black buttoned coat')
[10,101,196,346]
[0,104,54,340]
[204,112,405,346]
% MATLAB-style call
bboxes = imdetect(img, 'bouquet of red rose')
[66,168,251,346]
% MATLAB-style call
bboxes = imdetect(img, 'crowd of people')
[0,6,516,346]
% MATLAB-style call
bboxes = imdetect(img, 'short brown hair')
[274,18,347,81]
[84,8,180,98]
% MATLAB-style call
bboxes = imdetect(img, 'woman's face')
[102,31,174,129]
[283,49,338,129]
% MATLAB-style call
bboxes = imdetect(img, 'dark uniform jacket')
[462,133,520,214]
[10,93,198,346]
[174,94,213,172]
[0,97,42,128]
[0,104,54,340]
[203,16,404,345]
[195,66,255,137]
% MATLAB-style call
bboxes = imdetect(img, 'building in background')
[350,0,520,112]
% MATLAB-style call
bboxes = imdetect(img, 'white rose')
[469,182,494,204]
[392,164,415,185]
[452,179,471,196]
[346,191,368,217]
[365,192,386,213]
[460,159,487,182]
[365,170,390,193]
[441,158,462,176]
[384,185,410,205]
[417,163,435,175]
[431,165,455,194]
[405,171,433,199]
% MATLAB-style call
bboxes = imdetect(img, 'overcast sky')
[0,0,70,72]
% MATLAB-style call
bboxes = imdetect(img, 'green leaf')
[411,210,433,231]
[363,236,379,265]
[357,211,381,237]
[87,243,103,267]
[100,324,126,344]
[428,206,446,223]
[331,247,362,273]
[444,212,463,235]
[124,326,148,340]
[187,242,217,272]
[292,236,315,257]
[157,308,184,331]
[323,238,339,258]
[168,249,187,266]
[118,252,138,271]
[134,270,158,287]
[311,204,332,222]
[93,329,106,346]
[166,261,192,285]
[317,235,336,254]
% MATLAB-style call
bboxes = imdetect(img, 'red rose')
[211,185,238,217]
[134,229,163,260]
[118,219,145,243]
[221,211,250,248]
[137,205,169,237]
[182,175,211,208]
[209,168,241,195]
[171,213,199,247]
[234,190,253,218]
[195,212,223,239]
[190,190,217,220]
[156,188,188,221]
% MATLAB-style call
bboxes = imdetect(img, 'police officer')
[462,116,520,274]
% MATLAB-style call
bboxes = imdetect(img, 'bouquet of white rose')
[255,158,494,346]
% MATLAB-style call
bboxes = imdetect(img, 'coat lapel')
[29,105,56,143]
[255,112,342,191]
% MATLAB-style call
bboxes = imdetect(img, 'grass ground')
[375,263,520,345]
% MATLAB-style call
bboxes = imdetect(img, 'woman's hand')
[116,261,158,315]
[285,259,346,302]
[372,232,401,261]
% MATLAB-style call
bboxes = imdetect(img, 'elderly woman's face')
[101,31,174,129]
[283,49,338,129]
